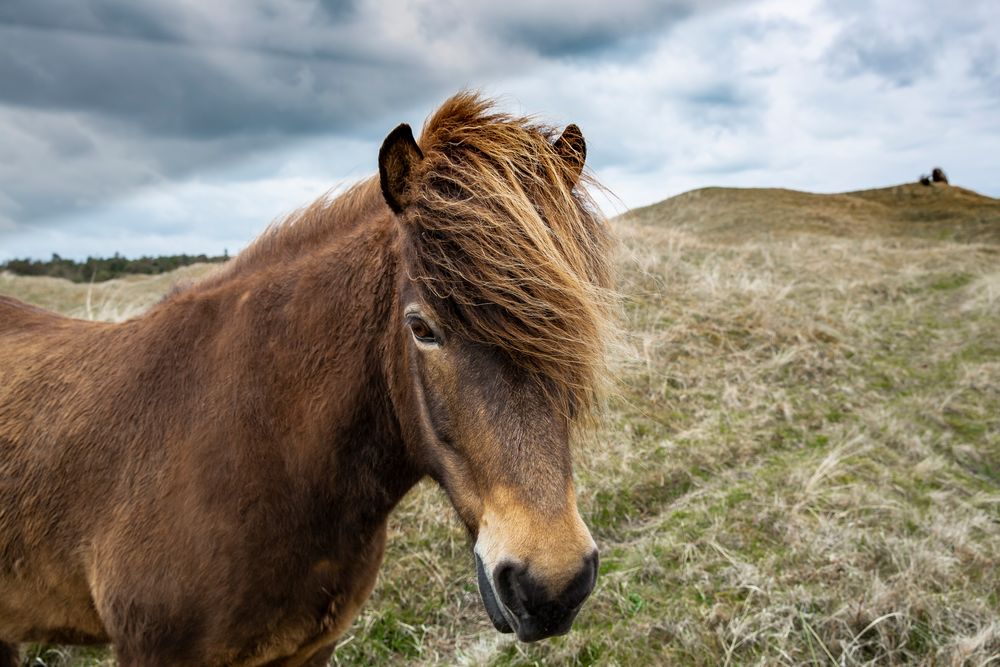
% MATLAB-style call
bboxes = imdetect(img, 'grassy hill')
[0,263,223,321]
[628,182,1000,244]
[3,183,999,666]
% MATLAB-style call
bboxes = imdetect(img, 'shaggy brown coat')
[0,93,612,665]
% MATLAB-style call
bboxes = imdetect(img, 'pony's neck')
[155,193,422,527]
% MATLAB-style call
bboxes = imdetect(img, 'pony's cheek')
[409,354,485,526]
[414,356,459,448]
[436,460,485,533]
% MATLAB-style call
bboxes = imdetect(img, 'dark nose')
[494,551,599,642]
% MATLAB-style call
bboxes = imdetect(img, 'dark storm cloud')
[0,110,275,225]
[0,0,179,42]
[0,0,735,140]
[0,0,437,229]
[317,0,357,20]
[0,0,729,228]
[492,2,721,57]
[826,24,933,87]
[0,24,433,139]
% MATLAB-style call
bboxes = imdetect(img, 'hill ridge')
[624,182,1000,244]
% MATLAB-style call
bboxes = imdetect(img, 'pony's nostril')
[495,553,598,617]
[511,570,533,605]
[558,551,599,611]
[494,562,527,614]
[492,555,598,642]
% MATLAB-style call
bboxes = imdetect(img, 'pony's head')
[379,93,613,641]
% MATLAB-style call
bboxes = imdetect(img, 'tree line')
[1,252,229,283]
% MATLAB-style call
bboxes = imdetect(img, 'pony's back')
[0,295,71,333]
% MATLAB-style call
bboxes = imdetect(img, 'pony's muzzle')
[475,551,599,642]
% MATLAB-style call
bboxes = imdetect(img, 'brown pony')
[0,93,614,666]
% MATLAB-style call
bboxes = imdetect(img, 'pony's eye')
[408,316,439,345]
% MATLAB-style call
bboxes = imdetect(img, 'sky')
[1,0,998,261]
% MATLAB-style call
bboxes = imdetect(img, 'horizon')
[1,179,987,263]
[2,0,999,261]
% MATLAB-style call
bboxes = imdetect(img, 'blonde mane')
[208,92,615,419]
[406,92,615,417]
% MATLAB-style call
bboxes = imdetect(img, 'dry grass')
[0,264,222,322]
[4,183,999,666]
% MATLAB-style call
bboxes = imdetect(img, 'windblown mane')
[407,93,615,418]
[210,178,383,282]
[207,92,615,419]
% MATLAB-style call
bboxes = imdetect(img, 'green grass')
[929,273,974,291]
[3,183,999,665]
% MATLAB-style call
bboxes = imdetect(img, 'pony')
[0,92,614,666]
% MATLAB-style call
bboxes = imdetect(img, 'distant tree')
[0,253,229,283]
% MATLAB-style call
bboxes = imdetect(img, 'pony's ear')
[379,123,424,214]
[554,123,586,184]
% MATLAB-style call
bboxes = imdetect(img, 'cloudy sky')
[1,0,998,261]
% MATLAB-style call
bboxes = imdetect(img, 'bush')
[1,252,229,283]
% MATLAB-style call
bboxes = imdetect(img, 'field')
[3,183,999,665]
